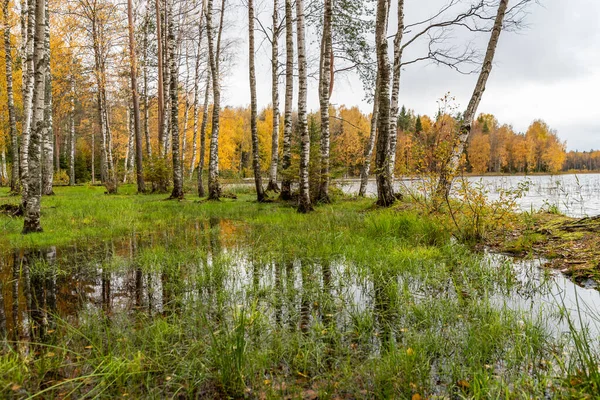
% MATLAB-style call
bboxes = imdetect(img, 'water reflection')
[1,221,600,366]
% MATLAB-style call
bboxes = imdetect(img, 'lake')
[337,173,600,218]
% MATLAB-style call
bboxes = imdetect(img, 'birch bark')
[248,0,265,202]
[23,0,46,233]
[279,0,293,200]
[3,0,19,192]
[41,0,53,196]
[374,0,395,206]
[436,0,509,199]
[358,72,380,197]
[168,0,183,199]
[317,0,333,203]
[266,0,280,192]
[387,0,404,181]
[296,0,312,213]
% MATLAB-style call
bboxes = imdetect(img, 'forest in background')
[0,0,593,195]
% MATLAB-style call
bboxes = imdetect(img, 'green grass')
[0,184,588,398]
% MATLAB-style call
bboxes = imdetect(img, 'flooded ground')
[338,174,600,218]
[1,185,599,397]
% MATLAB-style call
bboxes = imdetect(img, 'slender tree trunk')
[266,0,280,192]
[104,96,116,188]
[359,73,380,197]
[41,0,53,196]
[296,0,312,212]
[91,129,95,184]
[20,0,36,209]
[374,0,395,207]
[127,0,146,193]
[155,0,165,155]
[23,0,45,233]
[54,124,59,172]
[248,0,265,202]
[3,0,19,192]
[143,4,152,158]
[279,0,293,200]
[161,0,171,156]
[436,0,509,199]
[1,146,6,184]
[168,0,183,199]
[197,76,210,197]
[206,0,224,200]
[181,101,190,170]
[69,74,75,185]
[317,0,333,203]
[124,107,135,183]
[189,25,202,179]
[388,0,404,180]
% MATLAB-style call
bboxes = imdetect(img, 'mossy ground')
[492,210,600,283]
[0,184,596,398]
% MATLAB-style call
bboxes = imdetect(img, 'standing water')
[339,173,600,217]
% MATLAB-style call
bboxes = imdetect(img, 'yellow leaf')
[412,394,422,400]
[406,348,414,356]
[457,379,470,389]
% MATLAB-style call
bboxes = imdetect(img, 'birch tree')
[436,0,510,200]
[374,0,395,206]
[168,0,183,199]
[189,18,203,180]
[387,0,404,179]
[197,77,210,196]
[296,0,312,213]
[69,70,76,185]
[278,0,293,201]
[316,0,332,203]
[206,0,226,200]
[127,0,146,193]
[266,0,280,192]
[20,0,36,208]
[23,0,47,233]
[41,0,53,196]
[248,0,265,202]
[358,72,379,197]
[3,0,19,192]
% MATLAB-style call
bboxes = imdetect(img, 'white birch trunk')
[388,0,404,180]
[20,0,36,207]
[168,0,183,199]
[248,0,265,202]
[3,0,19,192]
[69,74,75,185]
[41,0,53,196]
[266,0,280,192]
[296,0,312,212]
[23,0,45,233]
[374,0,395,206]
[437,0,509,198]
[317,0,333,203]
[279,0,293,200]
[197,76,210,197]
[359,72,380,197]
[206,0,223,200]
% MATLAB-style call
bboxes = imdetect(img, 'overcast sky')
[219,0,600,151]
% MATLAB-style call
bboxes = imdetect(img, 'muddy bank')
[491,212,600,283]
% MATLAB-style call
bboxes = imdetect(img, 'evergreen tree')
[415,116,423,134]
[397,105,411,131]
[482,120,490,134]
